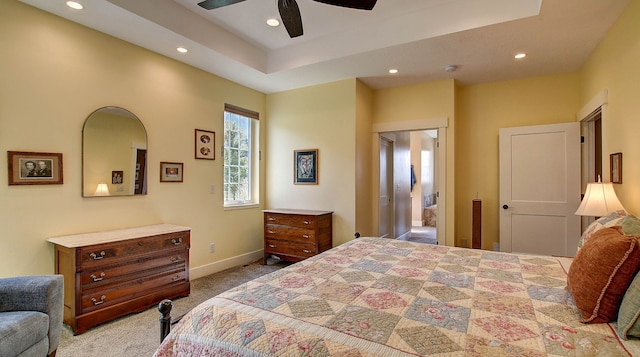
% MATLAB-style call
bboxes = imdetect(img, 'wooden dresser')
[47,224,191,334]
[263,209,333,264]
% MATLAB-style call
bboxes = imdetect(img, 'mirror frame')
[82,106,148,197]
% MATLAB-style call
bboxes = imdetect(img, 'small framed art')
[8,151,63,185]
[112,170,123,184]
[610,152,622,184]
[294,149,318,185]
[160,162,183,182]
[195,129,215,160]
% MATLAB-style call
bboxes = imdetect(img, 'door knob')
[502,204,509,209]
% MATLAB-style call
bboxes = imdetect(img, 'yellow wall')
[265,80,358,246]
[372,80,457,245]
[456,74,580,249]
[0,1,266,277]
[355,80,374,236]
[579,0,640,216]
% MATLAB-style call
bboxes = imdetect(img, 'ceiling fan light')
[266,18,280,27]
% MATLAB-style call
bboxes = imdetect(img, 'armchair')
[0,275,64,357]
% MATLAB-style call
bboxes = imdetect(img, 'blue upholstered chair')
[0,275,64,357]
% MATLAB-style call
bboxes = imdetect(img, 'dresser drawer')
[81,266,187,314]
[265,213,318,229]
[80,251,188,289]
[264,224,316,243]
[265,238,317,258]
[78,231,189,269]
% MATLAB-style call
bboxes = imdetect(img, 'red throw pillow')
[567,226,640,323]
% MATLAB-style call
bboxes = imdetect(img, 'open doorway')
[378,129,440,244]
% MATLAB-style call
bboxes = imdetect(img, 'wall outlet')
[209,184,215,194]
[461,238,468,248]
[209,243,216,253]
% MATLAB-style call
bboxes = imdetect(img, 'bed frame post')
[158,299,173,343]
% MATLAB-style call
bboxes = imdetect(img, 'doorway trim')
[577,89,608,232]
[372,117,448,246]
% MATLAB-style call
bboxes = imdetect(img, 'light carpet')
[397,226,438,244]
[56,259,288,357]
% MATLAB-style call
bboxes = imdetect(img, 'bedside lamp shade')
[94,183,110,196]
[575,180,625,217]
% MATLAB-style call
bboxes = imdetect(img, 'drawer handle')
[172,275,182,282]
[90,251,105,260]
[171,238,183,245]
[90,272,105,282]
[268,230,276,234]
[303,220,311,225]
[302,234,310,239]
[91,295,106,305]
[302,249,311,253]
[268,217,276,221]
[170,256,181,262]
[268,244,276,248]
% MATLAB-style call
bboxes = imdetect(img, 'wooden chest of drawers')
[263,209,333,264]
[47,224,190,334]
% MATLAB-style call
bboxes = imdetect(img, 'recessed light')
[177,47,188,53]
[388,69,398,74]
[444,65,457,72]
[515,53,527,59]
[266,18,280,27]
[66,1,83,10]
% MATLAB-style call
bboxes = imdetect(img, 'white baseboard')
[411,220,423,227]
[189,249,264,280]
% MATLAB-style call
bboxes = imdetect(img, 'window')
[223,104,259,207]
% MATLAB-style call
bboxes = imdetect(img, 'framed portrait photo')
[610,152,622,184]
[8,151,63,185]
[160,162,183,182]
[294,149,318,185]
[195,129,215,160]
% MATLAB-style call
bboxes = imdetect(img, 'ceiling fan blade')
[278,0,304,38]
[197,0,246,10]
[312,0,377,11]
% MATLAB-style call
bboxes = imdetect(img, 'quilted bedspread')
[154,237,637,356]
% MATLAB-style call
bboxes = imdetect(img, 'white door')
[379,136,394,238]
[499,123,581,257]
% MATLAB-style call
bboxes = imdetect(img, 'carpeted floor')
[56,259,289,357]
[397,226,438,244]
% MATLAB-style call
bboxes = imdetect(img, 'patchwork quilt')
[154,237,637,356]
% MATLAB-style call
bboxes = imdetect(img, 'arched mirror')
[82,107,147,197]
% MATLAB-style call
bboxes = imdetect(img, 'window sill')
[224,203,260,211]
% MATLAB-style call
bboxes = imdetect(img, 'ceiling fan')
[197,0,378,38]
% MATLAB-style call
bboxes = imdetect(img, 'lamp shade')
[94,183,110,196]
[575,181,625,216]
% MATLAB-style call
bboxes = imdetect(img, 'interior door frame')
[372,117,448,246]
[379,134,395,238]
[577,89,609,232]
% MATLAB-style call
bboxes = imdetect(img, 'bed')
[153,236,640,356]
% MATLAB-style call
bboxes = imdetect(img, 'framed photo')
[112,170,123,184]
[610,152,622,184]
[160,162,183,182]
[8,151,63,185]
[294,149,318,185]
[195,129,215,160]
